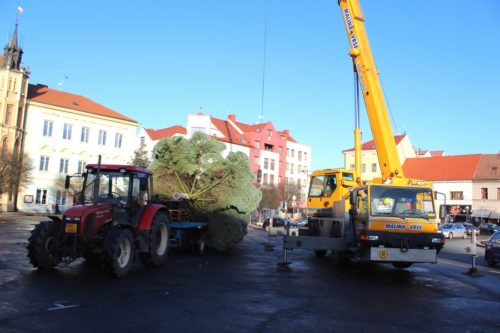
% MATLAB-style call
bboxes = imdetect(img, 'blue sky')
[2,1,499,170]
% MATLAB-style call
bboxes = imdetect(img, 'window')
[298,165,302,173]
[298,151,302,161]
[270,159,275,171]
[5,104,13,125]
[140,136,145,145]
[255,141,260,149]
[278,146,282,154]
[287,148,289,157]
[43,120,53,137]
[481,188,488,200]
[77,160,86,173]
[56,190,67,205]
[286,163,289,172]
[362,164,366,173]
[59,159,69,174]
[350,164,355,170]
[253,156,259,165]
[81,127,90,143]
[290,163,294,174]
[450,191,463,200]
[98,130,107,145]
[39,156,49,171]
[63,123,72,140]
[264,158,269,169]
[371,163,377,172]
[291,149,295,158]
[497,188,500,200]
[304,152,308,161]
[263,173,268,185]
[270,174,275,185]
[115,133,123,148]
[35,189,48,204]
[267,130,272,139]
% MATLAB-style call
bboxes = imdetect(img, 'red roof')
[145,126,186,141]
[343,134,406,152]
[403,154,482,181]
[28,84,137,123]
[211,117,247,144]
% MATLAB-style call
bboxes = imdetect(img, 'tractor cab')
[66,164,153,227]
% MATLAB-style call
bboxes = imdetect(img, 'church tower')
[0,16,30,211]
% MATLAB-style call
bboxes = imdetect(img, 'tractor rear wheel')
[102,227,135,277]
[27,220,61,270]
[140,211,169,267]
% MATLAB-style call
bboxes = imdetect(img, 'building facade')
[18,84,139,213]
[403,154,500,224]
[140,113,311,209]
[342,134,416,180]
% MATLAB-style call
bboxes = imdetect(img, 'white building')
[403,154,500,224]
[19,84,139,213]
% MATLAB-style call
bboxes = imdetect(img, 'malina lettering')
[385,224,406,230]
[343,8,354,30]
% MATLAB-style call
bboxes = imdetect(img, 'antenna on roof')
[57,72,69,87]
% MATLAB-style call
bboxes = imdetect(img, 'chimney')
[228,114,236,122]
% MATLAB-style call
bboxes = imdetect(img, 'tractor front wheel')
[140,212,169,267]
[102,228,135,277]
[27,220,61,270]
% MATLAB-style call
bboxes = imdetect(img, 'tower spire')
[2,8,23,70]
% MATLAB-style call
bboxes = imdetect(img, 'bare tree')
[0,152,33,195]
[259,185,281,210]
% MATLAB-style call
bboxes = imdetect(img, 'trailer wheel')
[102,227,135,277]
[27,220,61,270]
[192,235,206,255]
[392,262,412,269]
[140,211,169,267]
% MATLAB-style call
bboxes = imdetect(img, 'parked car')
[439,223,467,239]
[484,231,500,267]
[478,223,500,235]
[460,222,480,236]
[263,217,298,236]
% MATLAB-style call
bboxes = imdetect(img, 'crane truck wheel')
[140,211,169,267]
[102,227,135,277]
[392,262,412,269]
[27,220,61,270]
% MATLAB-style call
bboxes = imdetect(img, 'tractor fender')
[137,204,167,231]
[46,215,62,226]
[136,204,168,253]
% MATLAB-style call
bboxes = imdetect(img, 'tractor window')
[131,173,149,207]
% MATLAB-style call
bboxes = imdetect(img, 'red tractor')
[27,163,169,277]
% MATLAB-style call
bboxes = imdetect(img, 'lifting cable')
[259,0,269,123]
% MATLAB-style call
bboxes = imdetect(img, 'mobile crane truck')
[282,0,445,269]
